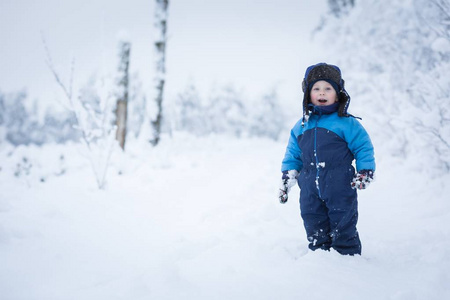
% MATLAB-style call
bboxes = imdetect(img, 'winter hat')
[309,79,340,96]
[301,63,351,119]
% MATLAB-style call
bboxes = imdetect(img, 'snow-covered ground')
[1,133,449,299]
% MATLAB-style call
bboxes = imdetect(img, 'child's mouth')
[318,99,327,103]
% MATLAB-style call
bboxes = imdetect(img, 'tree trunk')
[116,40,131,150]
[151,0,169,146]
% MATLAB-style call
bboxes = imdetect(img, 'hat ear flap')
[303,92,310,116]
[302,79,307,93]
[338,88,350,117]
[338,90,348,104]
[340,79,345,91]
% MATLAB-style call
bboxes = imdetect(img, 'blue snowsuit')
[281,106,375,255]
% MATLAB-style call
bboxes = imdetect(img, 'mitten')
[279,170,299,204]
[351,169,374,190]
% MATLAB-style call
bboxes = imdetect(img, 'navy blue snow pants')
[297,164,361,255]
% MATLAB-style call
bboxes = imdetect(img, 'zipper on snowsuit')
[313,115,323,199]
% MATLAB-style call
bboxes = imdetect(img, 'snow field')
[0,134,449,299]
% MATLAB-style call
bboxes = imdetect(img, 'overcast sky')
[0,0,327,110]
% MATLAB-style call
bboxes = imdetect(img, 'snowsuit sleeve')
[281,120,304,172]
[344,118,376,172]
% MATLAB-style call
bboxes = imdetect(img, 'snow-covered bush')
[1,143,75,187]
[174,84,210,136]
[174,83,285,140]
[315,0,450,174]
[247,89,285,140]
[44,47,119,189]
[0,89,79,146]
[207,85,248,137]
[68,75,119,189]
[0,89,37,145]
[77,75,117,138]
[42,108,80,144]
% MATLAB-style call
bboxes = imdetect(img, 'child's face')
[310,80,338,106]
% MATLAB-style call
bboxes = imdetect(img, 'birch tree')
[150,0,169,146]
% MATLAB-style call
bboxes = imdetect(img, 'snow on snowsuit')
[281,106,375,255]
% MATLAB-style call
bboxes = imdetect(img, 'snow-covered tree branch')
[316,0,450,174]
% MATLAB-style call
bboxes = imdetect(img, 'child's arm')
[344,118,375,189]
[281,121,304,172]
[345,118,376,172]
[279,170,299,203]
[279,121,304,203]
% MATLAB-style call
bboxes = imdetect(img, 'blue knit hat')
[308,79,340,96]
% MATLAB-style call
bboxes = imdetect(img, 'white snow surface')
[1,133,449,299]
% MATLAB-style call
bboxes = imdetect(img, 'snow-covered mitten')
[279,170,299,204]
[351,169,374,190]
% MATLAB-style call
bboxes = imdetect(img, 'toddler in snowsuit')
[279,63,375,255]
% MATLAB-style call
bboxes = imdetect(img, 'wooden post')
[116,40,131,150]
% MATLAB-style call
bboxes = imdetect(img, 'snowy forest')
[1,0,449,299]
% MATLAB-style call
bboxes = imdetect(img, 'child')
[279,63,375,255]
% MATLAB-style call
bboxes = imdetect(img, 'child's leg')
[323,167,362,255]
[327,197,361,255]
[300,191,332,251]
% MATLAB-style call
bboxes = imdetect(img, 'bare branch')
[413,118,450,149]
[42,36,117,189]
[42,34,72,100]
